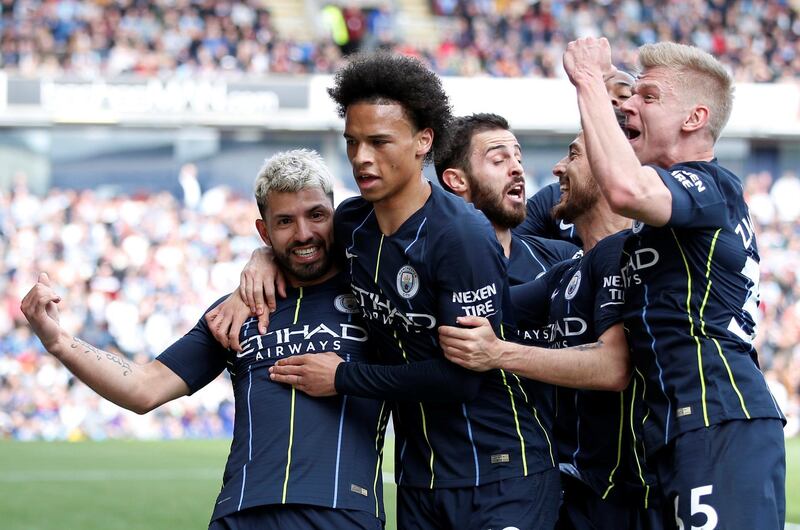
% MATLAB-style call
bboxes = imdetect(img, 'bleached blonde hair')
[254,149,334,216]
[638,42,734,141]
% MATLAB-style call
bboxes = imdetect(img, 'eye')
[344,138,356,146]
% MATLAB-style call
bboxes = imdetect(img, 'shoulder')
[517,233,581,260]
[659,160,737,195]
[428,184,494,239]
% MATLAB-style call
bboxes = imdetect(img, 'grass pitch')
[0,436,796,529]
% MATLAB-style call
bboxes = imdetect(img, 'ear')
[442,168,470,199]
[682,104,710,133]
[255,218,271,247]
[416,127,434,159]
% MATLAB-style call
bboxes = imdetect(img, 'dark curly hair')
[327,52,453,164]
[434,113,511,192]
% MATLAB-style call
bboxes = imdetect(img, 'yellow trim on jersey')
[292,287,304,325]
[512,373,555,467]
[698,230,752,419]
[500,369,528,476]
[672,230,710,427]
[374,234,385,283]
[601,392,624,500]
[372,401,388,517]
[281,386,296,503]
[635,368,652,426]
[282,287,303,503]
[395,330,435,487]
[628,377,650,509]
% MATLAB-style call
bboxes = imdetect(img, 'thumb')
[39,272,51,286]
[455,315,489,328]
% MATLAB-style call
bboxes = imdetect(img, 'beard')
[551,178,600,223]
[469,178,526,229]
[274,240,333,283]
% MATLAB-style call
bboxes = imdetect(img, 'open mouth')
[506,183,525,202]
[356,173,379,186]
[292,246,321,261]
[624,126,641,140]
[559,177,569,194]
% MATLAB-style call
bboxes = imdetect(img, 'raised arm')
[21,273,190,414]
[439,317,631,392]
[563,37,672,226]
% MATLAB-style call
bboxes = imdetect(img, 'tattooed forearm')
[574,340,604,352]
[71,337,132,376]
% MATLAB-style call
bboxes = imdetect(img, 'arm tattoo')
[574,339,604,352]
[71,337,133,376]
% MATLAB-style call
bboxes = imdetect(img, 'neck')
[575,200,631,252]
[657,139,715,168]
[286,264,339,288]
[373,174,431,235]
[494,224,512,258]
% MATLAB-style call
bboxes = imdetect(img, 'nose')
[510,157,524,178]
[619,96,636,116]
[295,218,313,242]
[349,142,373,168]
[552,156,568,178]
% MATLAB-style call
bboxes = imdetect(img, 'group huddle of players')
[21,37,786,530]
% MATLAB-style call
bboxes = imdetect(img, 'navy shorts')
[556,474,665,530]
[653,418,785,530]
[397,468,561,530]
[209,504,383,530]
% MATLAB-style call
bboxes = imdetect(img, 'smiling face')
[257,187,335,287]
[551,132,600,223]
[621,67,691,167]
[343,101,432,205]
[464,128,526,229]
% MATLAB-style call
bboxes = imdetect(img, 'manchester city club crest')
[334,294,360,314]
[565,270,581,300]
[396,265,419,299]
[632,220,645,234]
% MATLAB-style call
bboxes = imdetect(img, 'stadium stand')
[0,0,797,79]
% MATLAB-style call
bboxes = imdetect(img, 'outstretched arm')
[439,316,631,391]
[21,273,190,414]
[268,351,484,402]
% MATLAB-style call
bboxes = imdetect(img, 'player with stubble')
[562,38,786,529]
[210,53,562,529]
[21,150,388,530]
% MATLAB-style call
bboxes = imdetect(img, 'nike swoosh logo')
[345,250,358,259]
[236,349,252,358]
[559,220,574,230]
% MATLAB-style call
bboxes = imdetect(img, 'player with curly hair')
[211,52,562,529]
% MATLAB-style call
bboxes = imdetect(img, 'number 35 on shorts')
[674,485,719,530]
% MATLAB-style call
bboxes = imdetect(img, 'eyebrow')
[485,143,522,156]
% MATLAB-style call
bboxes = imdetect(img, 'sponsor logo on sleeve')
[670,169,706,192]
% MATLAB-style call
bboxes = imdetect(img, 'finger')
[39,272,51,286]
[274,355,307,366]
[270,372,300,386]
[438,325,475,340]
[275,269,287,300]
[257,310,269,336]
[214,316,231,349]
[230,312,246,353]
[258,278,272,317]
[455,315,489,328]
[205,307,218,323]
[270,364,305,376]
[242,272,256,314]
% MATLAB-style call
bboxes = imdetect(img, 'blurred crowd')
[0,0,798,81]
[1,168,799,440]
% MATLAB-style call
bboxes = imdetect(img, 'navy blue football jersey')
[513,230,657,506]
[514,182,582,246]
[621,160,785,455]
[157,274,388,523]
[334,183,553,489]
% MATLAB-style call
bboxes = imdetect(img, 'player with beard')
[434,113,580,285]
[20,150,388,529]
[563,38,785,529]
[439,131,665,529]
[514,70,634,247]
